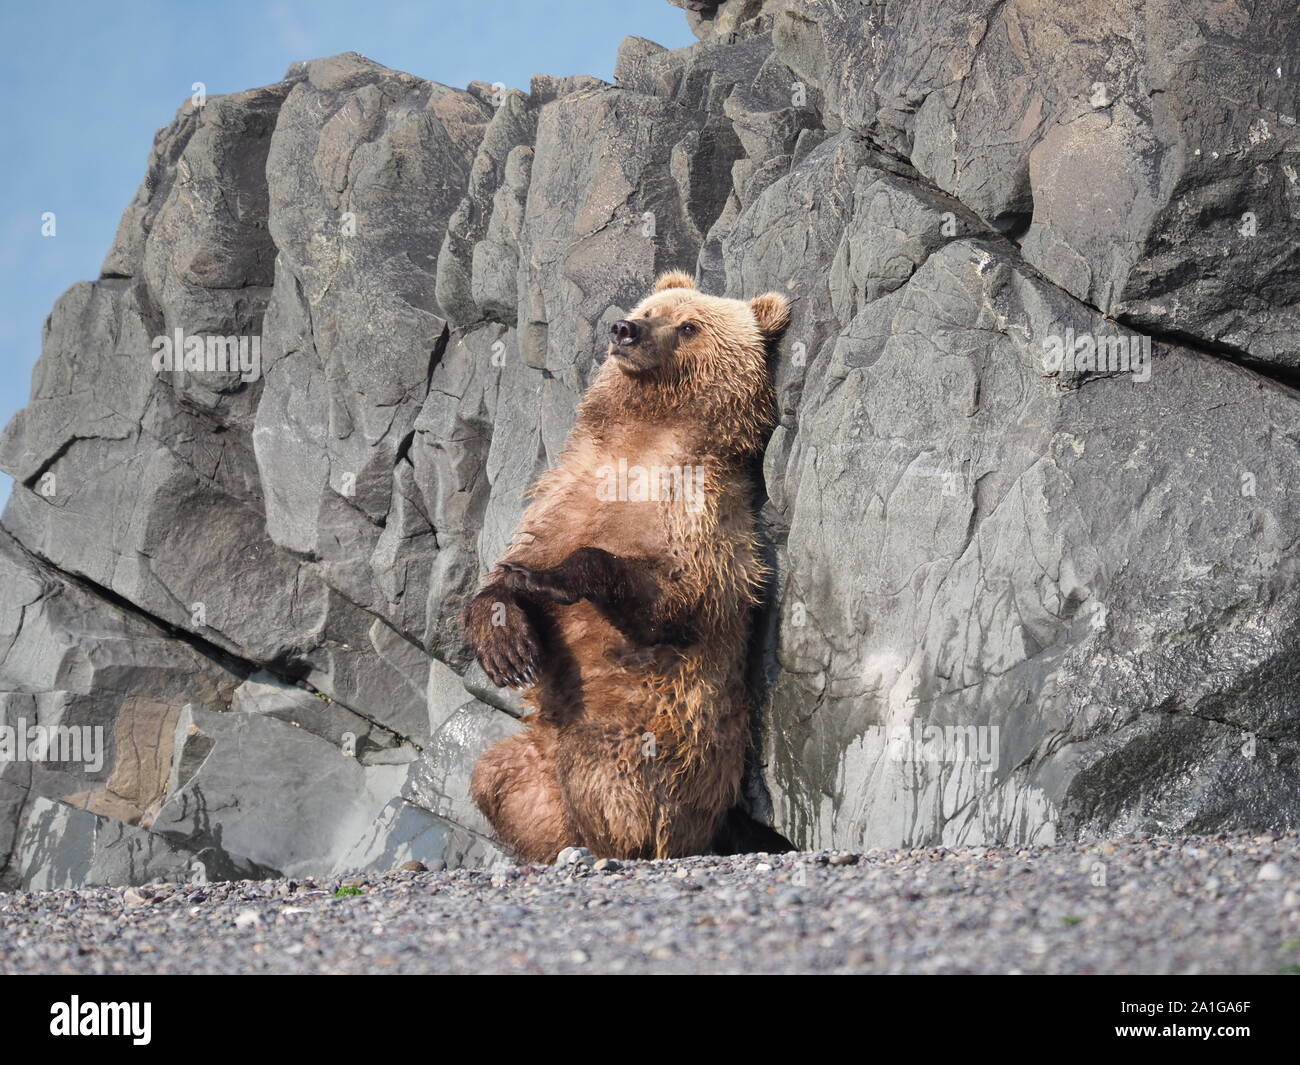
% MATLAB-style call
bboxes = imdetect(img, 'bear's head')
[605,271,790,383]
[583,271,789,457]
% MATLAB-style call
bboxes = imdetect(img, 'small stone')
[234,909,261,929]
[122,887,152,909]
[556,846,595,868]
[1256,862,1284,881]
[593,858,621,872]
[398,860,427,873]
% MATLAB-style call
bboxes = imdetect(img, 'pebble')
[556,847,595,868]
[0,831,1294,974]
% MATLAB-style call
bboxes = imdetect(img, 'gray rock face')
[771,0,1300,364]
[2,3,1299,886]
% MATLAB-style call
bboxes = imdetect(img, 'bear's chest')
[569,427,707,555]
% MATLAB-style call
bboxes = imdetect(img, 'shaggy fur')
[464,271,790,862]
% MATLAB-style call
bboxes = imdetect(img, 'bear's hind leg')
[471,727,577,864]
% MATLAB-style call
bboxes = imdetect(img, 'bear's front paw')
[464,587,541,689]
[500,561,581,605]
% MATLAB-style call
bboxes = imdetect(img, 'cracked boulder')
[255,54,489,616]
[756,223,1300,847]
[153,702,410,880]
[2,797,202,891]
[0,529,245,888]
[771,0,1300,366]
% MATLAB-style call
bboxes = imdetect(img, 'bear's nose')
[610,319,640,345]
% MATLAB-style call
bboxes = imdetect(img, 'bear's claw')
[464,585,541,690]
[479,626,539,689]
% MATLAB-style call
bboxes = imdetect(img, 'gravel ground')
[3,832,1299,975]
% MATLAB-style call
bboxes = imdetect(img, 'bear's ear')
[653,270,698,293]
[749,291,791,339]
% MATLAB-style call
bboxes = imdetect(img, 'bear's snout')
[610,319,641,346]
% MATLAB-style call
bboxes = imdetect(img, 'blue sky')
[0,0,695,505]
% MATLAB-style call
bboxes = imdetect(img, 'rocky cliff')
[3,0,1299,888]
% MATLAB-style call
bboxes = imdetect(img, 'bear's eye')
[679,321,697,336]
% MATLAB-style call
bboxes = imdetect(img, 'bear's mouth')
[607,343,662,374]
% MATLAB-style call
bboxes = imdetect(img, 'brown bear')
[463,270,790,862]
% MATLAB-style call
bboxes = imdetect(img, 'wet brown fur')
[464,271,790,862]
